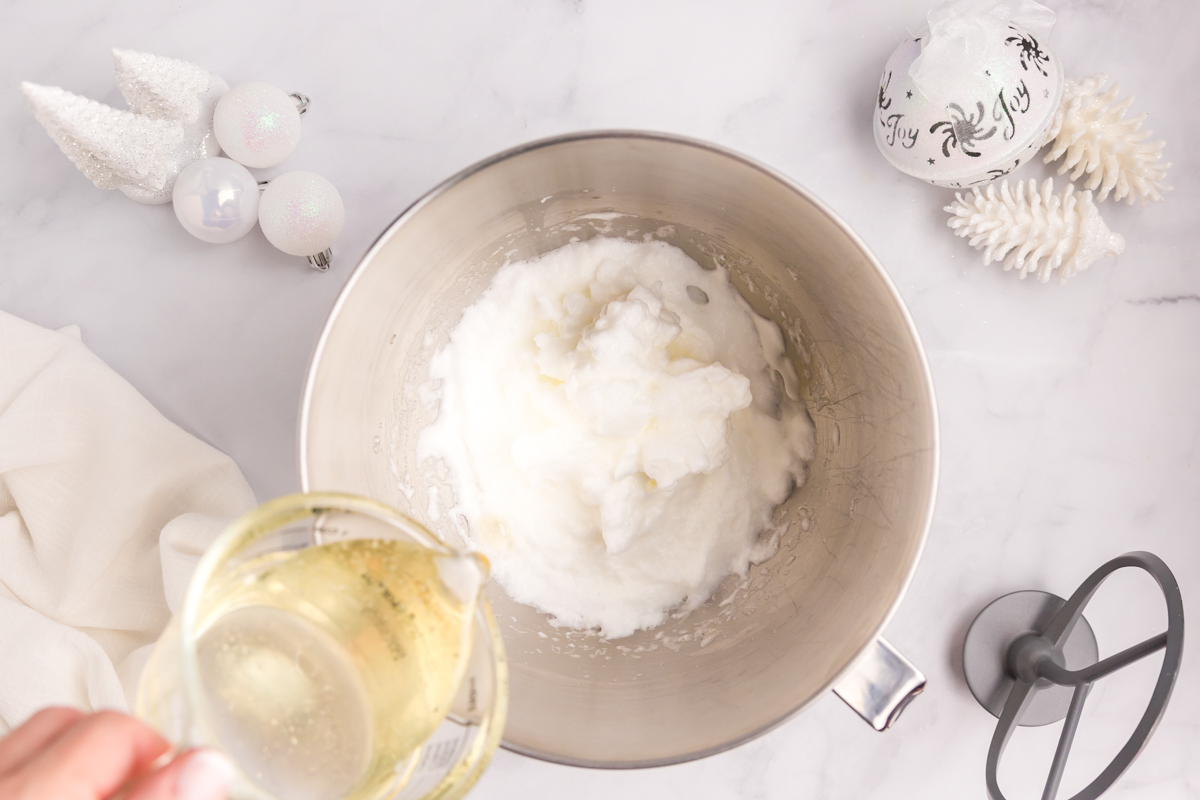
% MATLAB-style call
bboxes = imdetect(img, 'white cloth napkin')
[0,311,255,734]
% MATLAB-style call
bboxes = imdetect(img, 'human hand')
[0,708,233,800]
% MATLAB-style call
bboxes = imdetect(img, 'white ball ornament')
[258,171,344,268]
[874,0,1063,188]
[212,82,303,168]
[171,157,260,243]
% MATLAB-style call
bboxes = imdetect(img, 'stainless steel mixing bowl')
[300,131,938,768]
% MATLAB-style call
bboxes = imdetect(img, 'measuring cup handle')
[832,637,926,731]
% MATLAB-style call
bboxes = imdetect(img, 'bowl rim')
[298,129,940,769]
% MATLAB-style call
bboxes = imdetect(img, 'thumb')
[125,749,234,800]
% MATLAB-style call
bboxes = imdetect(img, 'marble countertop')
[2,1,1197,797]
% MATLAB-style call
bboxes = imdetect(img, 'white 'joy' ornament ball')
[258,171,344,259]
[874,0,1063,188]
[212,82,302,168]
[171,157,259,243]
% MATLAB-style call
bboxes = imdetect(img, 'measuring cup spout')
[435,552,490,609]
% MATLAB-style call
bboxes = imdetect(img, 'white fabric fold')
[909,0,1057,104]
[0,311,255,733]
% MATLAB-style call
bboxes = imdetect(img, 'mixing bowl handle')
[832,638,926,731]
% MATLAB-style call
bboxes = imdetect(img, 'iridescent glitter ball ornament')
[212,82,305,168]
[172,157,260,243]
[258,171,344,269]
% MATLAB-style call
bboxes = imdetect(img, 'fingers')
[0,707,86,777]
[0,709,232,800]
[4,709,170,800]
[124,748,234,800]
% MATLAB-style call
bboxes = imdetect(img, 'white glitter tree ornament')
[21,49,228,204]
[945,178,1125,284]
[1042,73,1170,206]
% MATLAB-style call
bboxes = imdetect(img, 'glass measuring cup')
[137,492,507,800]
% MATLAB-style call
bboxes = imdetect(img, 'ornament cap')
[307,249,333,271]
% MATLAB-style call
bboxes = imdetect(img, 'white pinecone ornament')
[1043,73,1170,205]
[21,49,227,204]
[945,178,1125,284]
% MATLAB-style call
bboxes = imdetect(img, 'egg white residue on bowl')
[415,237,816,639]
